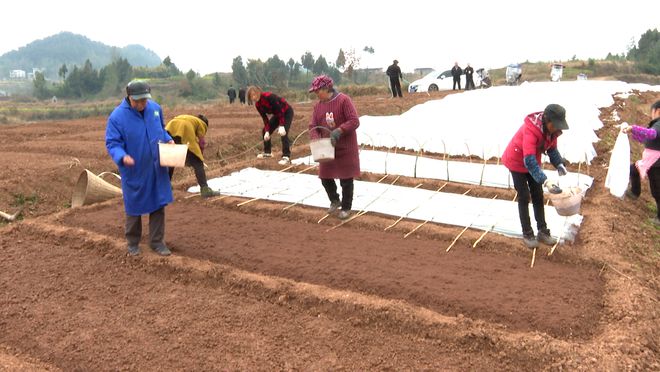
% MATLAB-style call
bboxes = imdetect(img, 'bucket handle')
[310,125,334,138]
[97,171,121,181]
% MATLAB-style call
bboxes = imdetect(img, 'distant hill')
[0,32,161,80]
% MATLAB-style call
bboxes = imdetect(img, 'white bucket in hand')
[310,138,335,162]
[547,187,584,216]
[159,143,188,167]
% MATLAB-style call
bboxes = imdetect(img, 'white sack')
[605,129,630,198]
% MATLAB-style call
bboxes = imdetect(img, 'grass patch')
[12,193,38,208]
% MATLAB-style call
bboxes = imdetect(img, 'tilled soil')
[1,91,659,370]
[59,200,605,339]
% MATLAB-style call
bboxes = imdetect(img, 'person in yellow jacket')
[165,114,220,198]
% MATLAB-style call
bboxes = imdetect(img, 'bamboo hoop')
[195,163,297,201]
[465,142,472,163]
[402,183,449,238]
[548,216,568,256]
[0,207,22,222]
[318,174,389,224]
[207,141,262,166]
[474,193,516,248]
[475,181,519,247]
[383,183,427,231]
[282,189,322,211]
[446,195,497,252]
[440,139,449,181]
[236,165,316,206]
[325,175,400,232]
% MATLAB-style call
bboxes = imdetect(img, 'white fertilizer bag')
[605,129,630,198]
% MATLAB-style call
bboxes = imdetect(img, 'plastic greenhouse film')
[604,130,630,198]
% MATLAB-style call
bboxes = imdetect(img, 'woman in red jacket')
[502,104,569,249]
[247,86,294,165]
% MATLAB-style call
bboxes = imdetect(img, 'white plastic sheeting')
[292,150,594,191]
[605,130,631,198]
[357,81,660,165]
[191,168,583,243]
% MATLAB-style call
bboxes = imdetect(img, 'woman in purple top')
[622,100,660,225]
[308,75,360,220]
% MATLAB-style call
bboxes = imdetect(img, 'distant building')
[9,70,26,79]
[356,67,383,74]
[414,68,434,76]
[28,67,45,80]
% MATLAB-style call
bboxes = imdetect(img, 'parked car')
[408,68,482,93]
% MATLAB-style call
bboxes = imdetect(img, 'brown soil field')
[1,90,658,370]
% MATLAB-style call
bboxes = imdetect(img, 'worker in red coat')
[247,85,294,166]
[308,75,360,220]
[502,104,569,249]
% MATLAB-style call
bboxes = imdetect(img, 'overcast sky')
[2,0,657,75]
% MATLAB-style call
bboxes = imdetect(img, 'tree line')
[32,28,658,100]
[33,56,184,100]
[230,51,342,90]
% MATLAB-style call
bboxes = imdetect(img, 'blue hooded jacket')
[105,98,173,216]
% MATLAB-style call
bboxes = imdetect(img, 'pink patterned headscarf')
[308,75,334,92]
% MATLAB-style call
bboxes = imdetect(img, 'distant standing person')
[165,114,221,198]
[105,80,173,257]
[621,100,660,226]
[246,86,294,165]
[464,63,475,90]
[451,62,463,90]
[308,75,360,220]
[502,104,570,249]
[227,85,237,104]
[238,86,246,104]
[385,59,403,98]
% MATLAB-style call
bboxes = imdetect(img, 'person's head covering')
[197,114,208,126]
[308,75,334,92]
[543,104,569,130]
[393,60,398,64]
[126,80,152,100]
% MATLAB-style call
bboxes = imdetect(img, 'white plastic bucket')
[310,138,335,162]
[159,143,188,167]
[548,187,584,216]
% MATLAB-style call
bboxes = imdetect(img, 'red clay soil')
[59,200,604,339]
[1,90,659,370]
[1,226,521,371]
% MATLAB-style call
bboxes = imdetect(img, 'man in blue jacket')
[105,80,174,256]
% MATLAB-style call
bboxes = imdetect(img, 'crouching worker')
[106,80,173,256]
[246,85,294,165]
[502,104,570,249]
[308,75,360,220]
[165,114,221,198]
[621,100,660,226]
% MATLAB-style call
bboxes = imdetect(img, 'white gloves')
[263,131,270,141]
[619,122,631,133]
[277,126,286,136]
[557,164,567,176]
[543,179,562,194]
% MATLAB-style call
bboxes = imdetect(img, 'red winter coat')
[502,111,560,173]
